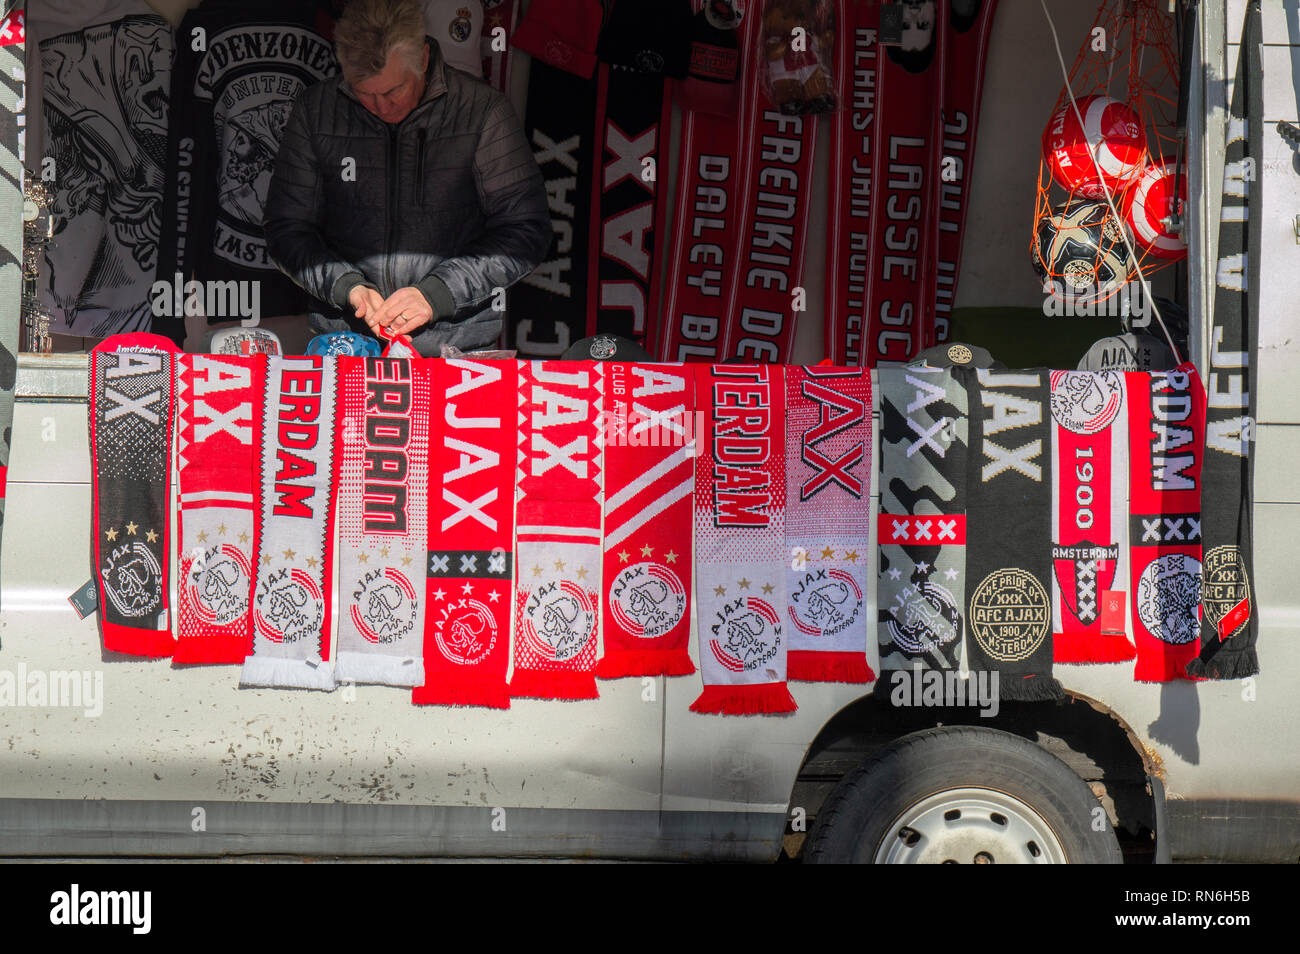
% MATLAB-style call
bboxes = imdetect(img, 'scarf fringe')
[509,670,600,700]
[1054,639,1136,665]
[595,650,696,679]
[240,656,336,691]
[173,635,249,666]
[1000,674,1066,702]
[689,683,798,715]
[104,626,176,659]
[413,678,512,709]
[1135,657,1200,683]
[787,651,875,684]
[335,651,425,688]
[1185,647,1259,681]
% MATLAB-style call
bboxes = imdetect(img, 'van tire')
[803,726,1123,863]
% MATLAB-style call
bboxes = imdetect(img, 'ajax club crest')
[1049,369,1123,434]
[434,598,498,666]
[709,597,781,673]
[255,566,324,644]
[789,567,862,639]
[186,543,252,626]
[101,541,163,619]
[609,562,686,639]
[969,568,1052,662]
[522,578,596,662]
[350,568,417,645]
[886,579,962,654]
[1137,553,1202,645]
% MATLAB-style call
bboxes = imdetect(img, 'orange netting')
[1032,0,1183,315]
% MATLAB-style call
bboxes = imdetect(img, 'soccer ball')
[1125,159,1187,262]
[1033,200,1133,305]
[1042,95,1147,200]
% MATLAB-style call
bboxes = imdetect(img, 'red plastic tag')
[1100,590,1126,635]
[1218,598,1250,641]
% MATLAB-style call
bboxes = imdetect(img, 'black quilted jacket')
[264,39,551,353]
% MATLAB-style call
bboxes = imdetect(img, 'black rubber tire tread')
[803,725,1123,864]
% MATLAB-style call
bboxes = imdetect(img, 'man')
[265,0,551,352]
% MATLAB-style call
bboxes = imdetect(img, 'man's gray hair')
[335,0,428,83]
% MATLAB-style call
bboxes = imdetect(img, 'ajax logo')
[789,568,862,638]
[255,566,323,644]
[434,599,498,666]
[609,563,686,639]
[1049,369,1123,434]
[709,597,781,673]
[885,578,962,654]
[1137,554,1202,645]
[186,543,252,625]
[101,541,162,618]
[523,579,595,662]
[350,568,417,645]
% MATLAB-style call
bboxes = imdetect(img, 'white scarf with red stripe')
[511,361,604,700]
[176,355,262,664]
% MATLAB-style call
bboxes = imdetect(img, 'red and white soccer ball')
[1124,159,1187,262]
[1042,95,1148,200]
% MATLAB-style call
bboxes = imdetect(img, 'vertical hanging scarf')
[175,354,262,664]
[88,334,180,658]
[511,361,604,700]
[933,0,999,343]
[0,9,21,625]
[658,1,755,363]
[598,362,696,678]
[1191,0,1261,679]
[692,364,796,714]
[824,0,879,365]
[334,356,430,687]
[965,368,1064,701]
[416,359,518,709]
[481,0,519,92]
[721,4,819,363]
[1050,370,1134,664]
[1127,366,1206,682]
[785,366,874,682]
[586,65,672,347]
[864,0,947,363]
[877,365,969,675]
[242,356,338,690]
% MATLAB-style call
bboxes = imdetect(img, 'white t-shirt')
[423,0,483,78]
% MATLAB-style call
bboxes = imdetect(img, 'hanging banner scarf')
[242,356,338,690]
[416,358,518,709]
[176,354,262,664]
[0,9,22,625]
[965,368,1064,701]
[721,5,818,363]
[658,3,754,363]
[933,0,999,344]
[1050,370,1134,663]
[824,0,879,366]
[1128,365,1206,682]
[508,59,597,357]
[692,364,796,714]
[334,356,430,687]
[785,366,874,682]
[586,65,672,347]
[511,361,604,700]
[481,0,519,92]
[88,334,180,658]
[1191,0,1261,680]
[864,0,947,364]
[597,362,696,678]
[877,364,968,675]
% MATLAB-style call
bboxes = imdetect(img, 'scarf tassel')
[509,670,599,701]
[1000,674,1067,702]
[172,635,248,666]
[1185,647,1258,681]
[595,650,696,679]
[787,651,875,684]
[414,678,512,710]
[689,683,797,715]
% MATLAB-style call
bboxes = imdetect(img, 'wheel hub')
[874,787,1068,864]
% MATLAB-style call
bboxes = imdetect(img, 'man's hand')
[348,284,386,332]
[370,287,434,336]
